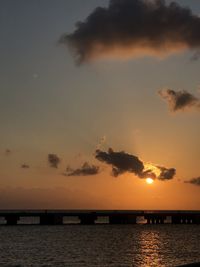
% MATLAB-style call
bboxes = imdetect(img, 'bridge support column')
[181,217,187,224]
[160,217,164,224]
[147,217,151,224]
[40,214,63,225]
[109,214,136,224]
[184,216,198,224]
[145,216,166,224]
[5,215,19,225]
[79,214,97,225]
[192,215,200,224]
[171,216,182,224]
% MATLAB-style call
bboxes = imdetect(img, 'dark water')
[0,225,199,267]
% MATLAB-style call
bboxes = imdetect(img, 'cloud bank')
[159,89,200,112]
[95,148,175,180]
[64,162,100,176]
[60,0,200,63]
[48,154,61,168]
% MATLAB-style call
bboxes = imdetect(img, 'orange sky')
[0,0,199,209]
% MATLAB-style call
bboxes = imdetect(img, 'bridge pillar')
[181,217,187,224]
[145,216,166,224]
[160,217,164,224]
[156,218,160,224]
[109,214,136,224]
[79,214,97,225]
[192,215,200,224]
[180,216,192,224]
[147,218,151,224]
[40,214,63,225]
[171,216,182,224]
[5,215,19,225]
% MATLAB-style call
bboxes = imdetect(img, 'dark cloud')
[64,162,100,176]
[96,148,144,177]
[60,0,200,63]
[48,154,61,168]
[139,169,157,180]
[157,166,176,180]
[185,177,200,186]
[21,164,30,169]
[159,89,200,112]
[95,148,176,181]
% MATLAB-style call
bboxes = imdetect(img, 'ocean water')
[0,225,199,267]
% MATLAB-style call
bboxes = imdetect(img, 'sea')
[0,224,199,267]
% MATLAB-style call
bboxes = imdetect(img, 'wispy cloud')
[63,162,100,176]
[185,177,200,186]
[60,0,200,63]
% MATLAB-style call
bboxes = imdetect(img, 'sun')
[146,178,154,185]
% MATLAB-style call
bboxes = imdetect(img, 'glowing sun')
[146,178,154,185]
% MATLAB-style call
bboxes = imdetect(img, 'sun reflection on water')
[136,230,165,267]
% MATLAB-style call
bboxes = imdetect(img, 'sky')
[0,0,200,209]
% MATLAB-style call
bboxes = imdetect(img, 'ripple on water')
[0,225,199,267]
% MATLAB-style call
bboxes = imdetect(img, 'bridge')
[0,210,199,225]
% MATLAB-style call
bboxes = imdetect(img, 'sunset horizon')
[0,0,199,211]
[0,1,200,266]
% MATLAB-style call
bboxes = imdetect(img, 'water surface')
[0,225,199,267]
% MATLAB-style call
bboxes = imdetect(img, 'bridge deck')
[0,210,199,216]
[0,210,199,225]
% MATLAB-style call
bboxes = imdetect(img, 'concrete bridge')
[0,210,199,225]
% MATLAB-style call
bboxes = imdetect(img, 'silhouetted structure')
[0,210,199,225]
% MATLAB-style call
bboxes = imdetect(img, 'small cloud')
[21,164,30,169]
[157,166,176,180]
[140,163,176,181]
[159,88,200,112]
[185,177,200,186]
[48,154,61,168]
[64,162,100,176]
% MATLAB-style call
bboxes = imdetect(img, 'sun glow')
[146,178,154,185]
